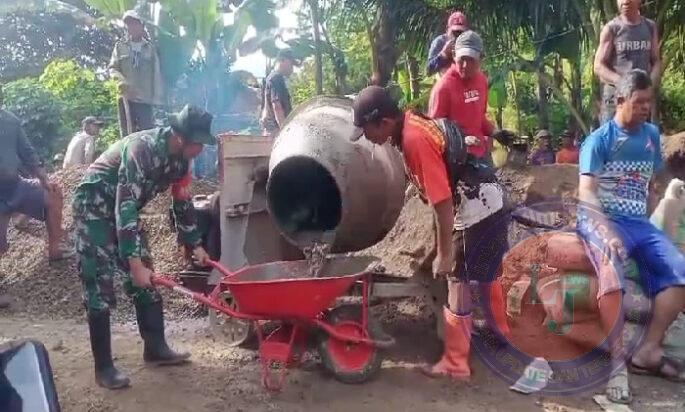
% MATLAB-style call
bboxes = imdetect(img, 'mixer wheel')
[208,291,255,347]
[318,305,383,384]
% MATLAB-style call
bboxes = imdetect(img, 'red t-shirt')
[428,66,494,159]
[556,147,580,164]
[400,112,452,205]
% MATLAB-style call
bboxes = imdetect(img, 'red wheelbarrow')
[152,256,394,391]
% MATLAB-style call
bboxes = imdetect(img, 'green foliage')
[3,59,121,161]
[289,18,372,102]
[2,78,64,159]
[0,10,116,82]
[153,0,280,112]
[82,0,135,18]
[661,70,685,133]
[98,124,121,152]
[39,59,119,132]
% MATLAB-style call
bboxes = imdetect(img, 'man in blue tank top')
[578,69,685,404]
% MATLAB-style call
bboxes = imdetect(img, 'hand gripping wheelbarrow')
[151,256,394,391]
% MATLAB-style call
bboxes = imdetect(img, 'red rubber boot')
[421,307,472,381]
[489,280,511,339]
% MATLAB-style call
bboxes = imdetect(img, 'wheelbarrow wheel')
[208,290,255,347]
[317,305,384,384]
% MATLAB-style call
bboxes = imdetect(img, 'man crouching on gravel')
[73,104,212,389]
[350,86,510,381]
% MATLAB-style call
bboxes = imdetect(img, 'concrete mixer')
[267,96,406,252]
[181,96,443,346]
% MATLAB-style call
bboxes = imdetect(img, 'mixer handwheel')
[208,290,255,347]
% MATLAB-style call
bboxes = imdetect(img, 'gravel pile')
[0,167,216,321]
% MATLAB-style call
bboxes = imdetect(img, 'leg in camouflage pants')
[74,218,160,311]
[74,212,189,389]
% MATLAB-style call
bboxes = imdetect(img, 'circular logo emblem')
[467,200,653,395]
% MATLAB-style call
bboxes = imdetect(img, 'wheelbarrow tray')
[223,256,377,319]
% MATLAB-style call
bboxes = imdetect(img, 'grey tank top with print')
[603,16,655,96]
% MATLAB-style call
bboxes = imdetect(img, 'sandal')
[629,356,685,383]
[605,369,632,404]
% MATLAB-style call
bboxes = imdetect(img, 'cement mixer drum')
[267,96,406,253]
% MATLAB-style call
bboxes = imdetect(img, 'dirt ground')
[1,312,684,412]
[2,164,685,411]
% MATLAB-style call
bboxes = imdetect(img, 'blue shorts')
[586,216,685,297]
[0,178,48,251]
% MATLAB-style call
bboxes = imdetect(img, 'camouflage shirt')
[74,127,201,259]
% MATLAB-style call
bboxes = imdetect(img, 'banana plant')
[80,0,280,111]
[82,0,136,18]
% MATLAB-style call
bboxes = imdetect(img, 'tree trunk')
[496,107,504,130]
[537,64,549,130]
[309,0,324,95]
[570,58,583,133]
[511,72,522,135]
[320,23,348,95]
[371,1,397,86]
[406,54,420,100]
[601,0,617,21]
[591,76,601,129]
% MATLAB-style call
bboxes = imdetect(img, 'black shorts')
[452,208,509,283]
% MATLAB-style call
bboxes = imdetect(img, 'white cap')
[122,9,142,24]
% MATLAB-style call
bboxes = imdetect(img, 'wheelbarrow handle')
[151,275,196,298]
[207,260,239,279]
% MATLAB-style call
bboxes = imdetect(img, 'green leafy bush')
[661,73,685,134]
[2,78,64,160]
[40,59,119,133]
[3,59,122,161]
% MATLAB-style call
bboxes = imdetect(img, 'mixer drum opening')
[267,156,342,243]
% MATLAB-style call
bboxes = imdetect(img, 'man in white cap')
[109,9,164,138]
[63,116,105,168]
[429,30,495,162]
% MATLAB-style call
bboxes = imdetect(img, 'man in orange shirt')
[350,86,510,381]
[429,31,494,160]
[555,131,580,164]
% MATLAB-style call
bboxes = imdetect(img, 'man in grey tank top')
[594,0,661,124]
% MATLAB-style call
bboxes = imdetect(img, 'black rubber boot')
[135,301,190,366]
[87,310,130,389]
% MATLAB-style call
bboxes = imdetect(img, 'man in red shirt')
[429,31,494,160]
[350,86,510,381]
[555,131,580,164]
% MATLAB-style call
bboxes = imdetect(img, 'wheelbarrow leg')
[256,323,301,391]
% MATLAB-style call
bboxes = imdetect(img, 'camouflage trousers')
[74,217,161,313]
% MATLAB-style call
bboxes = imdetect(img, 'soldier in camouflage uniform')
[73,104,214,389]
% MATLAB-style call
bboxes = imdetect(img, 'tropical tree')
[0,10,115,82]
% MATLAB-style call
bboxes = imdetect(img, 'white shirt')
[63,131,96,168]
[453,182,504,230]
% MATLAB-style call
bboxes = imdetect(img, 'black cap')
[349,86,400,141]
[169,104,215,145]
[82,116,105,127]
[277,49,301,66]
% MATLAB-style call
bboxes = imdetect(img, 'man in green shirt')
[109,9,165,137]
[73,104,213,389]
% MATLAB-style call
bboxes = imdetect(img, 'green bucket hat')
[169,104,215,145]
